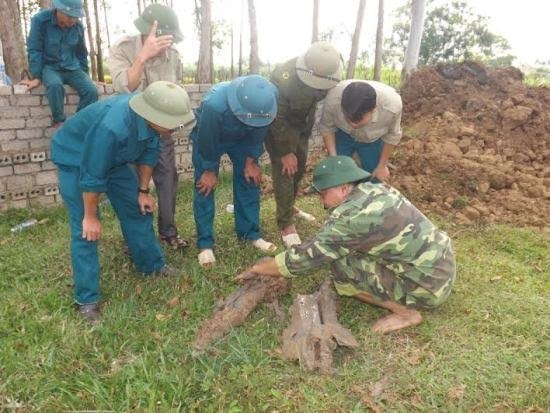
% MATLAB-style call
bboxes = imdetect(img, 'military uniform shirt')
[275,182,454,297]
[192,82,268,171]
[51,94,161,193]
[27,9,89,79]
[109,34,183,93]
[319,80,402,145]
[267,57,327,157]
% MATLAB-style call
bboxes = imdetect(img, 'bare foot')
[281,224,297,236]
[372,309,422,333]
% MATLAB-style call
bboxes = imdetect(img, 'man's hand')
[280,152,298,177]
[82,216,101,241]
[19,78,41,90]
[138,20,174,62]
[235,257,281,283]
[372,165,390,182]
[244,159,262,185]
[138,193,156,215]
[196,170,218,197]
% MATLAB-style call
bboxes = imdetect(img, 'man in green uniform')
[237,156,456,333]
[109,4,187,249]
[266,42,343,248]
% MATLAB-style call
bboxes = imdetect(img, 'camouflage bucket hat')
[52,0,84,18]
[313,156,371,191]
[134,4,183,42]
[227,75,278,127]
[296,41,343,90]
[129,81,196,130]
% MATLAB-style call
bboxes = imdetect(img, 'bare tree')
[402,0,426,78]
[92,0,104,81]
[373,0,384,81]
[238,0,243,76]
[346,0,366,79]
[196,0,213,83]
[0,0,28,81]
[230,23,234,78]
[101,0,110,48]
[247,0,259,74]
[83,0,97,80]
[312,0,319,43]
[39,0,51,8]
[137,0,141,16]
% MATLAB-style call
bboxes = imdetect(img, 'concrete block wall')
[0,83,324,212]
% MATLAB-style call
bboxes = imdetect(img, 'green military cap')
[129,81,196,130]
[134,4,183,43]
[296,41,343,90]
[312,156,371,191]
[52,0,84,18]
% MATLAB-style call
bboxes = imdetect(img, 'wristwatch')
[138,187,150,194]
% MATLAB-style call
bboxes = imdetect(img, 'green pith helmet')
[296,41,343,90]
[129,81,196,130]
[227,75,278,127]
[52,0,84,18]
[134,4,183,43]
[312,156,371,191]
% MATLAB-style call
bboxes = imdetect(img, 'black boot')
[75,303,100,323]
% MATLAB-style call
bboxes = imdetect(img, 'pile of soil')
[394,61,549,230]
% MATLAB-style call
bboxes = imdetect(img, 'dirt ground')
[290,62,549,231]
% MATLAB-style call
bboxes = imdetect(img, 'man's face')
[319,185,349,209]
[147,121,173,137]
[346,109,375,129]
[56,10,78,29]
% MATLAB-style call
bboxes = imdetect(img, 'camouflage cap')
[129,81,196,130]
[134,4,183,43]
[312,156,371,191]
[52,0,84,18]
[296,41,343,90]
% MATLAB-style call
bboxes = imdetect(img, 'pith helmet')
[312,156,371,191]
[52,0,84,18]
[296,41,343,90]
[227,75,278,127]
[129,81,196,130]
[134,4,183,43]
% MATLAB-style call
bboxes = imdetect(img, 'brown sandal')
[160,235,190,250]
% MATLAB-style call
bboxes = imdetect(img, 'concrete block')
[30,86,46,95]
[29,138,51,149]
[13,84,29,95]
[35,170,58,186]
[26,117,52,128]
[0,130,16,142]
[16,95,41,106]
[7,174,33,190]
[40,161,57,171]
[174,145,188,154]
[179,137,189,145]
[14,163,41,174]
[0,85,12,95]
[0,118,26,129]
[67,94,80,104]
[30,151,47,162]
[10,190,28,201]
[30,194,57,206]
[172,136,178,145]
[0,165,13,177]
[0,192,8,203]
[16,128,44,140]
[184,84,200,93]
[176,163,185,174]
[12,153,30,164]
[28,187,43,198]
[0,96,10,106]
[2,140,29,152]
[0,154,12,166]
[64,85,76,94]
[44,127,57,138]
[29,106,52,117]
[65,104,77,115]
[8,199,29,209]
[199,84,211,92]
[0,106,29,118]
[44,185,59,196]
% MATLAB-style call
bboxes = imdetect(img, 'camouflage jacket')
[275,182,455,294]
[266,57,327,157]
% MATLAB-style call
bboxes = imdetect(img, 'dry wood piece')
[194,275,291,350]
[281,279,359,374]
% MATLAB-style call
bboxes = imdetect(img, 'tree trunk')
[402,0,426,79]
[83,0,97,80]
[39,0,51,8]
[137,0,141,17]
[238,0,243,76]
[247,0,259,74]
[19,0,28,42]
[346,0,366,79]
[0,0,28,81]
[92,0,103,82]
[311,0,319,43]
[101,0,110,48]
[230,23,234,78]
[196,0,212,83]
[373,0,384,81]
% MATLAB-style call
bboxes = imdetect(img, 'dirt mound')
[391,61,550,230]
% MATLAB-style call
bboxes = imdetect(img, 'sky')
[107,0,550,68]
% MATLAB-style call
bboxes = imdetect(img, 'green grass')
[1,173,549,412]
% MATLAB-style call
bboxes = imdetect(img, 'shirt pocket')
[366,126,389,140]
[45,28,62,56]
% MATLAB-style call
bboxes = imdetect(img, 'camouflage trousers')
[331,249,456,309]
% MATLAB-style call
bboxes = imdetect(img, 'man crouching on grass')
[236,156,456,333]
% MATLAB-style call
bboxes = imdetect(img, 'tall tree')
[402,0,426,78]
[346,0,366,79]
[247,0,259,74]
[238,0,243,76]
[83,0,97,80]
[101,0,110,48]
[92,0,104,81]
[312,0,319,43]
[0,0,28,81]
[196,0,213,83]
[373,0,384,80]
[137,0,141,16]
[39,0,50,8]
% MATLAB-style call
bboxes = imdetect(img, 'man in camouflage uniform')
[237,156,456,333]
[266,42,343,248]
[108,4,187,249]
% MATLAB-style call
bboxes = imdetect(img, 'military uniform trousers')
[192,138,261,249]
[57,163,166,304]
[335,128,383,173]
[265,133,309,230]
[152,137,179,239]
[330,252,456,310]
[43,65,98,123]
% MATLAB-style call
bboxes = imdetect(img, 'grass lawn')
[1,173,549,412]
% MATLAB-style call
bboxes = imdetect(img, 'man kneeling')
[237,156,456,333]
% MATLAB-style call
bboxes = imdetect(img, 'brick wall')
[0,83,324,212]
